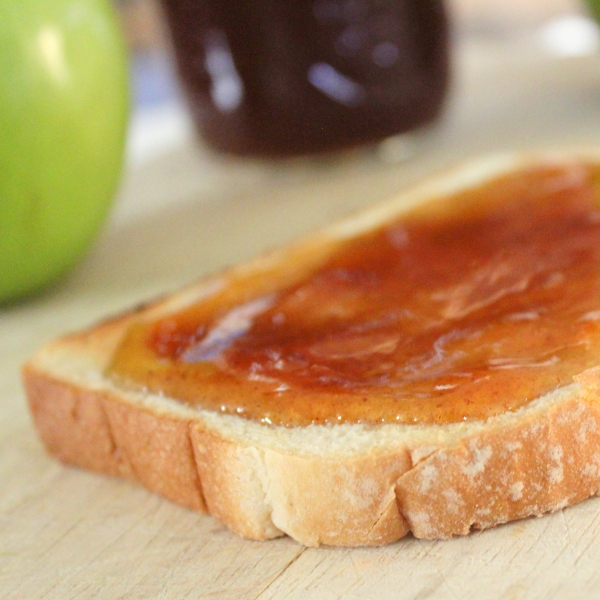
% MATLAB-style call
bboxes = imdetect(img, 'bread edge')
[23,356,600,546]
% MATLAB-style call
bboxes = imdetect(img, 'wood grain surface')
[4,38,600,599]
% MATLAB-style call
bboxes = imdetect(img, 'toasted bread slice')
[23,151,600,547]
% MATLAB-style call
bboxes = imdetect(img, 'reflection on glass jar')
[160,0,450,157]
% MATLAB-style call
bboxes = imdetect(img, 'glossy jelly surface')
[110,164,600,425]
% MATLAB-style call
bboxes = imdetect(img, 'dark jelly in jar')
[159,0,450,157]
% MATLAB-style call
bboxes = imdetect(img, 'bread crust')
[22,151,600,546]
[24,367,207,512]
[396,388,600,538]
[23,355,600,546]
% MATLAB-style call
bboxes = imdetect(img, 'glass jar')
[160,0,450,157]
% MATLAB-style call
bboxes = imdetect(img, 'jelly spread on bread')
[109,164,600,426]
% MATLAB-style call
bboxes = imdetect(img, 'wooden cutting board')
[4,41,600,599]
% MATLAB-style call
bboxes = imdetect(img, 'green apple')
[585,0,600,23]
[0,0,129,302]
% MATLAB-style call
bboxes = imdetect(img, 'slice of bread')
[23,151,600,547]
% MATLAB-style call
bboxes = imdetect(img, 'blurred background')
[115,0,599,164]
[115,0,594,165]
[72,0,600,307]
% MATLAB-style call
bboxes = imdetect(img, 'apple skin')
[0,0,129,302]
[585,0,600,23]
